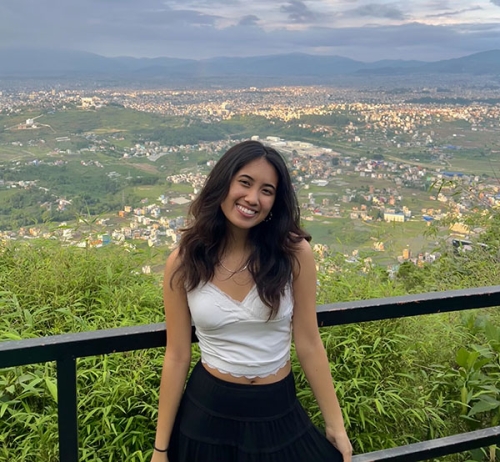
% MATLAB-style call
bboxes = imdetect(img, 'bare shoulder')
[163,247,183,290]
[292,238,315,278]
[165,247,181,269]
[295,237,312,252]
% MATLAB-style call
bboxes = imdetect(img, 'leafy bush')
[429,313,500,461]
[1,239,499,461]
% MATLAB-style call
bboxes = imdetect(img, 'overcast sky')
[1,0,500,62]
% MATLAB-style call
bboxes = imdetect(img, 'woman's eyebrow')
[239,174,276,190]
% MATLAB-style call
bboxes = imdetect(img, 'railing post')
[57,357,79,462]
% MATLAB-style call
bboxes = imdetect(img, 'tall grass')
[1,240,499,461]
[1,242,164,461]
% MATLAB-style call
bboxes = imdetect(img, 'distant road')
[383,154,444,170]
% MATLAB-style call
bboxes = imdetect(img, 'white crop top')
[187,282,294,378]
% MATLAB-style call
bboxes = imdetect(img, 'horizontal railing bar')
[352,426,500,462]
[1,285,500,368]
[317,284,500,326]
[0,323,167,368]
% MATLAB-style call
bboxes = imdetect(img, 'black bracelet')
[154,445,168,453]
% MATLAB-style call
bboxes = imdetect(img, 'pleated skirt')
[167,361,343,462]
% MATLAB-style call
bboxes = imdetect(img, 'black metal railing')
[1,285,500,462]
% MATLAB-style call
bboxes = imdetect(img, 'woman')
[151,140,352,462]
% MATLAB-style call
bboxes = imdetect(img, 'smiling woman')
[150,140,352,462]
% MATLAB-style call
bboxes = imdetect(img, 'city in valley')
[1,79,499,272]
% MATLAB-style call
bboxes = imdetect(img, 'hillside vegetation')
[1,217,500,461]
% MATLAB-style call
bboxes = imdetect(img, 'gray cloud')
[491,0,500,6]
[280,1,316,23]
[0,0,213,27]
[426,6,483,18]
[0,1,221,46]
[267,21,500,61]
[0,0,498,61]
[238,15,260,26]
[345,3,406,20]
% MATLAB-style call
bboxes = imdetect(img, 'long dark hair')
[172,140,310,318]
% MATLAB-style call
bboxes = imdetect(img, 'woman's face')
[220,157,278,231]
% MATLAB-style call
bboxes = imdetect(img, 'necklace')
[219,259,250,274]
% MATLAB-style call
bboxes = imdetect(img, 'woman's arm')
[292,240,352,461]
[151,249,192,461]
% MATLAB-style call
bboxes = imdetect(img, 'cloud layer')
[0,0,499,61]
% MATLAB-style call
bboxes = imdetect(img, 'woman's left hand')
[326,427,353,462]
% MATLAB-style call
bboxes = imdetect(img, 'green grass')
[301,215,437,265]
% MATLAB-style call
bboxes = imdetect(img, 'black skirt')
[168,361,343,462]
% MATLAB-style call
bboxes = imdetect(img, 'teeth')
[237,205,256,215]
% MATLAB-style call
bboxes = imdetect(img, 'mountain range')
[0,49,499,79]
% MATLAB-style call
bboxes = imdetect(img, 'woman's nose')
[245,188,258,204]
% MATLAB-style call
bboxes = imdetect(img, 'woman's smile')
[236,204,257,217]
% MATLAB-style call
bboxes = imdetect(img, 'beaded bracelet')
[154,445,168,453]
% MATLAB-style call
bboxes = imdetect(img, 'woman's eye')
[240,180,250,186]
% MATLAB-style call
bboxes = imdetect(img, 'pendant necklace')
[219,259,250,275]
